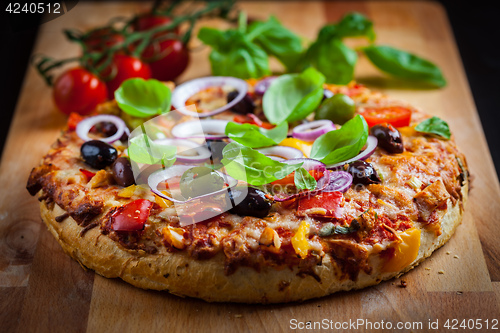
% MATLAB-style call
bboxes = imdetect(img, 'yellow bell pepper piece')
[155,191,173,208]
[291,221,312,259]
[162,226,186,249]
[383,227,421,273]
[279,138,313,157]
[117,185,137,198]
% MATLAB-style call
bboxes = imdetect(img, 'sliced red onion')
[326,136,378,169]
[171,119,229,140]
[257,146,303,160]
[76,114,127,143]
[323,89,334,99]
[154,138,211,163]
[171,76,248,117]
[271,158,331,202]
[323,171,353,193]
[292,120,336,142]
[254,76,277,95]
[148,165,237,204]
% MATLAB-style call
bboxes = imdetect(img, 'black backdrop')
[1,0,498,179]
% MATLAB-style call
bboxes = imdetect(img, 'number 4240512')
[5,3,61,14]
[444,318,498,330]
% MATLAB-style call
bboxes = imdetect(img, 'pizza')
[26,76,468,303]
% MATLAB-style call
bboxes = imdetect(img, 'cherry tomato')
[83,27,125,52]
[233,114,274,129]
[359,106,412,128]
[53,68,107,115]
[297,191,343,218]
[111,199,153,231]
[133,14,179,35]
[141,39,189,81]
[104,54,152,100]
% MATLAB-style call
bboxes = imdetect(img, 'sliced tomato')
[271,170,324,186]
[297,191,343,218]
[359,106,411,128]
[67,112,84,131]
[233,114,274,129]
[79,169,96,182]
[111,199,153,231]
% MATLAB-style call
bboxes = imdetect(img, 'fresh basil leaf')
[294,167,317,191]
[225,121,288,148]
[310,115,368,165]
[263,67,325,124]
[247,16,304,72]
[198,27,270,79]
[307,38,357,84]
[128,134,176,166]
[221,142,303,186]
[115,78,171,118]
[335,12,376,42]
[415,116,451,139]
[362,45,447,87]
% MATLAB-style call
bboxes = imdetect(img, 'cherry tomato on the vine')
[53,68,107,115]
[83,27,125,52]
[103,54,152,99]
[133,14,179,35]
[141,39,189,81]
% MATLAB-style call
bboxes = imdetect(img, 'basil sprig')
[263,67,325,124]
[361,45,447,87]
[415,116,451,139]
[115,78,172,118]
[198,28,270,79]
[221,142,303,186]
[225,121,288,148]
[310,115,368,165]
[294,167,317,191]
[128,133,176,166]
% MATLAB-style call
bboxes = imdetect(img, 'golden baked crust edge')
[39,181,468,304]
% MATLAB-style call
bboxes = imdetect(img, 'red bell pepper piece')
[297,191,343,218]
[111,199,153,231]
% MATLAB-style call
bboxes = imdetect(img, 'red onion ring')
[323,89,334,99]
[254,76,277,95]
[171,119,229,140]
[76,114,127,143]
[154,138,211,163]
[148,165,238,204]
[326,136,378,169]
[271,158,331,202]
[257,146,303,160]
[323,171,353,193]
[292,120,336,142]
[171,76,248,117]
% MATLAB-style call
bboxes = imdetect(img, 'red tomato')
[141,39,189,81]
[67,112,84,131]
[111,199,153,231]
[79,169,96,182]
[359,106,412,128]
[297,191,343,218]
[133,14,179,35]
[83,28,125,52]
[233,114,274,129]
[53,68,108,115]
[104,54,152,100]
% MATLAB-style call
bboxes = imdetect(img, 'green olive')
[179,166,225,199]
[314,93,356,125]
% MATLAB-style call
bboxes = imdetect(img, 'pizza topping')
[382,227,421,273]
[348,160,382,186]
[229,186,273,218]
[171,119,229,140]
[87,170,111,189]
[370,123,404,154]
[259,227,281,253]
[80,140,118,169]
[292,120,336,142]
[254,76,277,95]
[413,180,450,221]
[227,90,256,115]
[171,76,248,117]
[115,78,172,118]
[291,221,312,259]
[154,138,211,164]
[323,135,378,169]
[162,226,187,249]
[278,138,313,157]
[319,220,359,237]
[111,157,136,187]
[314,93,356,125]
[225,121,288,148]
[297,191,343,219]
[179,166,225,199]
[359,106,412,128]
[110,199,153,231]
[79,168,96,182]
[76,114,128,143]
[256,146,303,161]
[323,171,353,193]
[415,116,451,140]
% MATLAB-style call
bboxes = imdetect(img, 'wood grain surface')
[1,1,499,332]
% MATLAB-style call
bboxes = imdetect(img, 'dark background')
[0,0,499,179]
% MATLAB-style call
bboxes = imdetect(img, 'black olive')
[347,160,381,186]
[111,157,135,187]
[205,140,227,165]
[81,140,118,169]
[227,91,255,114]
[370,123,404,154]
[229,186,272,218]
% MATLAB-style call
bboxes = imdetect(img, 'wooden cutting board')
[1,1,500,332]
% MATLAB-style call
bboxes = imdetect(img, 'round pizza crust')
[39,181,468,303]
